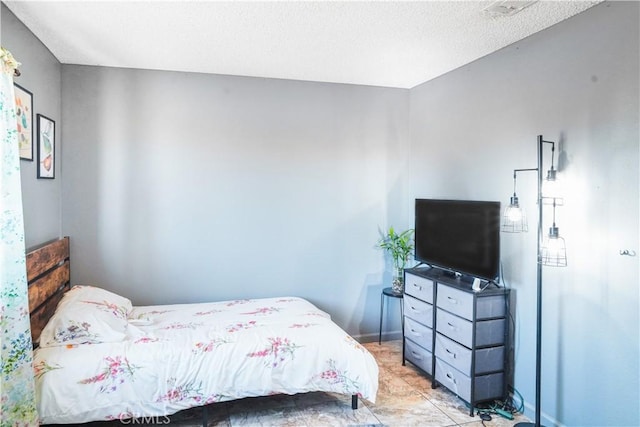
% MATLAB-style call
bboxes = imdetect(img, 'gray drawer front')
[404,294,433,327]
[436,309,473,348]
[404,316,433,351]
[437,310,506,348]
[404,273,434,303]
[476,318,507,347]
[435,359,472,402]
[435,333,505,375]
[475,345,505,374]
[435,359,504,403]
[476,295,507,319]
[404,338,433,375]
[437,284,474,320]
[435,333,472,374]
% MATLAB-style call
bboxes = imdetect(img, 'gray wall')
[61,65,410,338]
[409,2,639,426]
[1,3,62,249]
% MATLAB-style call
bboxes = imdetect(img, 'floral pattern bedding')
[33,296,379,424]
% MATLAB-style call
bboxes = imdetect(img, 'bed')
[27,237,379,424]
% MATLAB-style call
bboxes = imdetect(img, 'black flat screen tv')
[414,199,501,282]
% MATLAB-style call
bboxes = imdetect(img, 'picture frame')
[36,114,55,179]
[14,83,34,160]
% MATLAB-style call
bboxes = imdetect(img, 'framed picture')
[14,83,33,160]
[36,114,55,179]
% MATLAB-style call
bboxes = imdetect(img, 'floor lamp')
[502,135,567,427]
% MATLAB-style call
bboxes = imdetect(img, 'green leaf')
[377,226,415,269]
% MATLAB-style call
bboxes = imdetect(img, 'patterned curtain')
[0,48,39,425]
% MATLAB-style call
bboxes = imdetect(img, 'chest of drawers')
[402,267,510,417]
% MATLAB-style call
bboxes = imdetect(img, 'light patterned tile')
[378,373,416,395]
[456,411,530,427]
[363,342,403,363]
[425,385,477,423]
[385,363,429,381]
[367,388,430,409]
[397,369,434,393]
[228,406,308,427]
[370,398,457,427]
[298,400,381,427]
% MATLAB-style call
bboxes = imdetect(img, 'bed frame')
[26,236,71,345]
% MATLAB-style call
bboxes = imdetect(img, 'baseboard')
[353,331,403,344]
[520,398,564,427]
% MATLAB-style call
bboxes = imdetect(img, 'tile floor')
[62,340,529,426]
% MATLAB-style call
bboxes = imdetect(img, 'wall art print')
[37,113,55,179]
[14,83,33,160]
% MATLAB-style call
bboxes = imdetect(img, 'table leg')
[400,296,405,364]
[378,291,384,345]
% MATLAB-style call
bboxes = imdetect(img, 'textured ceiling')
[4,0,602,89]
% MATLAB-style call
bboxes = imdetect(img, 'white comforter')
[34,296,378,424]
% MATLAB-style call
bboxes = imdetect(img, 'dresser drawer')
[475,318,507,347]
[404,273,434,303]
[437,284,474,320]
[435,333,505,375]
[404,294,433,327]
[435,359,504,403]
[437,310,507,348]
[404,316,433,351]
[437,284,507,320]
[435,333,472,374]
[475,295,507,319]
[436,309,473,348]
[404,338,433,375]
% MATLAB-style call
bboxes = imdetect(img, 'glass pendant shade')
[502,195,528,233]
[539,226,567,267]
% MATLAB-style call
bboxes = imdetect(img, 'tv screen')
[414,199,501,281]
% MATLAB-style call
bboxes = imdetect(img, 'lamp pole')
[514,134,547,427]
[535,135,544,427]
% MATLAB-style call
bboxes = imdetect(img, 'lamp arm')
[511,168,538,196]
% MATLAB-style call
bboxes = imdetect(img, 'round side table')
[378,287,404,344]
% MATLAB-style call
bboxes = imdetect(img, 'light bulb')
[542,168,563,198]
[502,195,528,233]
[507,205,523,222]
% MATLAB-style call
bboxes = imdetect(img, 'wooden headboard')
[27,236,71,345]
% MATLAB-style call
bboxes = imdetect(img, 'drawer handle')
[445,348,457,359]
[412,283,423,291]
[411,351,423,360]
[447,322,457,330]
[410,328,421,336]
[447,296,458,304]
[446,372,457,384]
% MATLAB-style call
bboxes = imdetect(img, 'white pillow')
[38,285,133,347]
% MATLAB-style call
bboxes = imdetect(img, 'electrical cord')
[474,398,522,421]
[498,261,524,418]
[508,385,526,414]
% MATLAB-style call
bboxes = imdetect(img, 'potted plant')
[378,227,414,293]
